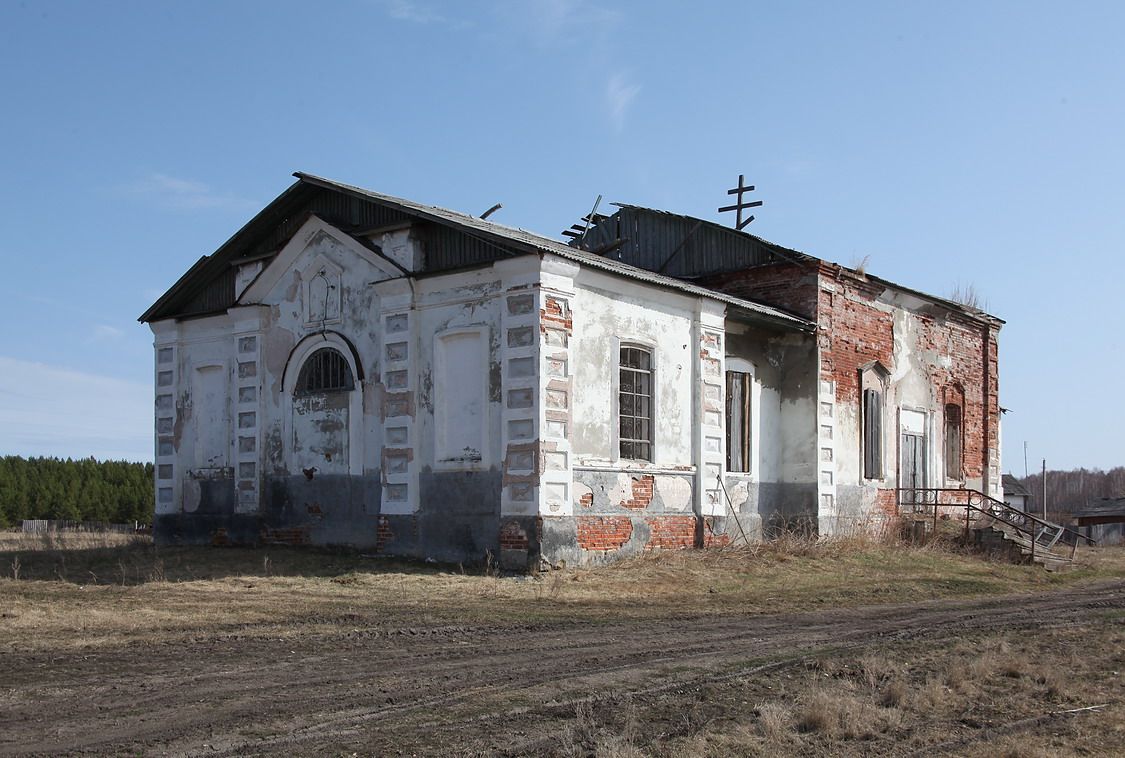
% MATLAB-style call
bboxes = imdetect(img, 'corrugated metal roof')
[291,173,815,330]
[139,172,813,331]
[582,204,813,277]
[587,203,1003,327]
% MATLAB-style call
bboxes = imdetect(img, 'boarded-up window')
[435,331,485,464]
[192,364,229,470]
[619,346,653,461]
[944,403,962,480]
[726,371,751,472]
[295,348,354,395]
[863,388,883,479]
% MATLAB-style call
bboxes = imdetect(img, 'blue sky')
[0,0,1121,472]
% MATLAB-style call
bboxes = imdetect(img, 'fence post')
[932,495,939,542]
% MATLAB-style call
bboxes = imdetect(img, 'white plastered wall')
[567,270,698,470]
[152,216,403,518]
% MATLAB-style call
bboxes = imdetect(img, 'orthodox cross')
[718,174,763,230]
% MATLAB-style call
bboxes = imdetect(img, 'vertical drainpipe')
[981,322,991,497]
[691,301,704,547]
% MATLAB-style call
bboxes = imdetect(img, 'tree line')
[0,456,153,528]
[1012,466,1125,520]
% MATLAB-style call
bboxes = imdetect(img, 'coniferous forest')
[0,456,153,527]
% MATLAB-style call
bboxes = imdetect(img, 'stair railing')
[895,487,1091,562]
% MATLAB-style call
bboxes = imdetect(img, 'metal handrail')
[896,487,1090,562]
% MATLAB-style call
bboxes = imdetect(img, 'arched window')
[859,362,889,480]
[295,348,354,395]
[944,402,963,480]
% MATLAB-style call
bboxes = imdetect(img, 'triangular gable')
[239,215,403,305]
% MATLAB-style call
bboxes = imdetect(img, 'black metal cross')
[718,174,763,230]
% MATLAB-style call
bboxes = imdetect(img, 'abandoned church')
[140,172,1003,568]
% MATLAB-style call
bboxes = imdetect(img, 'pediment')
[238,215,402,305]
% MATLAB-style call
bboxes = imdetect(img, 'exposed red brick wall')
[260,527,310,545]
[912,315,999,482]
[540,296,573,335]
[499,520,529,551]
[817,269,998,488]
[375,516,394,552]
[818,278,895,404]
[579,491,593,509]
[645,515,696,550]
[700,262,819,320]
[703,517,731,547]
[620,475,655,510]
[576,516,633,551]
[875,488,898,519]
[699,256,1001,494]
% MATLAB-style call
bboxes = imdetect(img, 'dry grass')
[576,622,1125,757]
[3,532,1123,756]
[1,534,1124,655]
[0,530,148,552]
[755,701,792,743]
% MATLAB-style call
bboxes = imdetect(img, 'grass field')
[2,531,1123,755]
[2,530,1123,653]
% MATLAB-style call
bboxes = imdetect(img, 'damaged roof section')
[139,173,815,332]
[575,203,1003,328]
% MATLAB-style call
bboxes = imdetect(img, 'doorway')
[900,409,927,505]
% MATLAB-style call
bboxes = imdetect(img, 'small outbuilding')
[1002,473,1031,512]
[1066,498,1125,545]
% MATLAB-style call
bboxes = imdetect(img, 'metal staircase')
[896,488,1091,570]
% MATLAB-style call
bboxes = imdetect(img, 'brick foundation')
[576,516,633,551]
[645,515,696,550]
[499,520,529,551]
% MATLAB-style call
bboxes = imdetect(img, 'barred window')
[619,346,652,461]
[295,348,354,394]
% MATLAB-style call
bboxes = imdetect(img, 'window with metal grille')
[862,388,883,479]
[726,371,752,472]
[619,346,653,461]
[944,403,962,480]
[295,348,354,394]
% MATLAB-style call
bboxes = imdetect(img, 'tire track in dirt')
[2,581,1122,756]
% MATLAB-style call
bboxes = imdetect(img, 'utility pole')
[1023,441,1028,479]
[1042,459,1047,520]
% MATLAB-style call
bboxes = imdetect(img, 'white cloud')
[380,0,448,24]
[126,173,253,211]
[89,324,125,343]
[0,357,152,461]
[503,0,623,48]
[606,71,641,133]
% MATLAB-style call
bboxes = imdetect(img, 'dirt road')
[3,580,1123,756]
